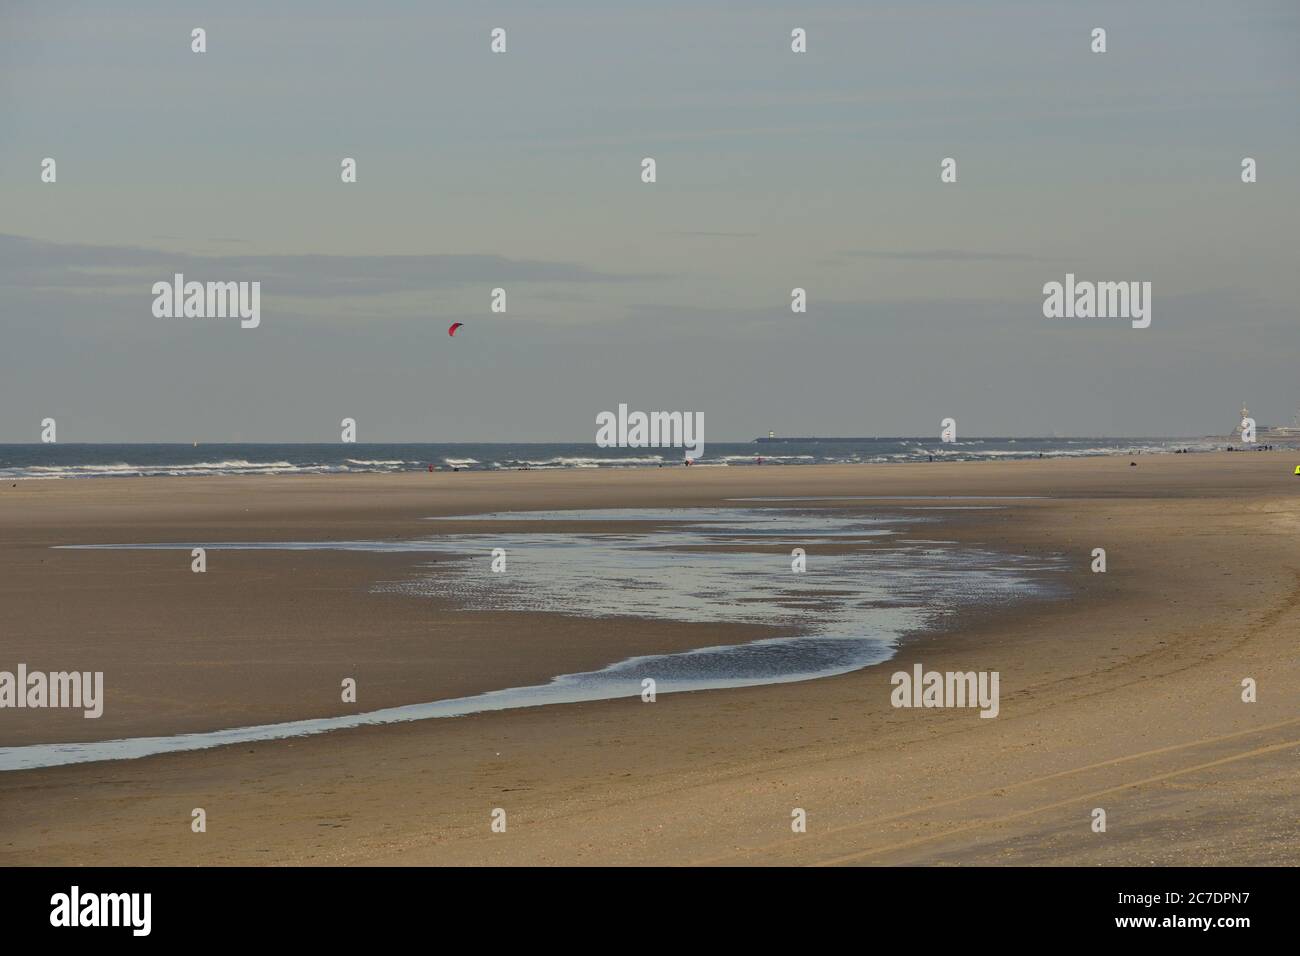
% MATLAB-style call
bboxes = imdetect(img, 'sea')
[0,437,1228,480]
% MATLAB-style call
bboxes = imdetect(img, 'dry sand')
[0,453,1297,865]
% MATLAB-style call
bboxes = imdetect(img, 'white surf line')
[725,496,1050,501]
[0,638,891,772]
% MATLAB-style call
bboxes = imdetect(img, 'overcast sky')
[1,0,1297,442]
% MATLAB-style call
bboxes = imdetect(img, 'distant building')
[1221,402,1300,443]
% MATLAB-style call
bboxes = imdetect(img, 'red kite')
[448,322,463,337]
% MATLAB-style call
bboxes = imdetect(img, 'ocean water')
[0,437,1224,479]
[3,505,1065,770]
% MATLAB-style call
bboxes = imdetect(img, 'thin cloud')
[836,249,1049,262]
[665,231,759,238]
[0,234,661,298]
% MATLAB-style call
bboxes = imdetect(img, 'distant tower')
[1239,402,1249,436]
[768,430,775,439]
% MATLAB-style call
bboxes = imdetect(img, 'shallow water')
[3,507,1066,770]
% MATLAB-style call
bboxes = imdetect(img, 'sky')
[1,0,1297,442]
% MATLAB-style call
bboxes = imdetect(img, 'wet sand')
[1,454,1297,865]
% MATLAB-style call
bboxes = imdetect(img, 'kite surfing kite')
[448,322,464,337]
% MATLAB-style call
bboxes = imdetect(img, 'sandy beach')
[1,453,1297,866]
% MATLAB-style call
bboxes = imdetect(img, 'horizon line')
[0,435,1219,445]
